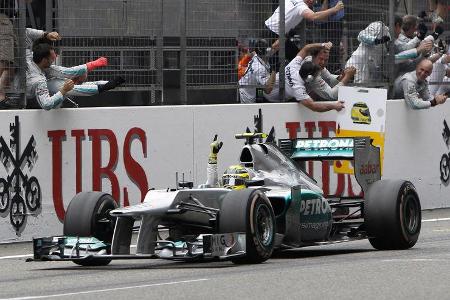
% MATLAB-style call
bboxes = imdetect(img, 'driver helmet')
[222,165,250,190]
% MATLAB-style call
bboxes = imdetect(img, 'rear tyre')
[219,189,275,264]
[64,192,118,266]
[365,180,421,250]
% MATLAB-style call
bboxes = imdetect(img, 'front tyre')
[219,189,275,264]
[365,180,421,250]
[64,192,118,266]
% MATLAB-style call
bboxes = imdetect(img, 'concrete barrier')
[0,99,448,242]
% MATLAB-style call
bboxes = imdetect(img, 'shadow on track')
[272,248,374,259]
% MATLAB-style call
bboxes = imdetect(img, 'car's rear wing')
[278,137,380,193]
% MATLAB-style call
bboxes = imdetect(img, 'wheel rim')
[403,194,420,235]
[93,198,117,242]
[255,203,274,247]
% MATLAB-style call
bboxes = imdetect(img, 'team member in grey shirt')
[27,43,124,110]
[393,59,447,109]
[304,46,355,101]
[395,15,442,77]
[26,43,74,110]
[285,42,344,112]
[25,28,61,61]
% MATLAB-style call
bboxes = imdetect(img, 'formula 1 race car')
[31,133,421,266]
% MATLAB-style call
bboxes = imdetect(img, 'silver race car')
[31,132,421,266]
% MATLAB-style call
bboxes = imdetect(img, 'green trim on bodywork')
[285,188,322,202]
[64,236,107,250]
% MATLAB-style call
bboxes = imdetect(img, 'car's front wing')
[28,233,247,263]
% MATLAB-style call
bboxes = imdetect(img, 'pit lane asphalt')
[0,209,449,300]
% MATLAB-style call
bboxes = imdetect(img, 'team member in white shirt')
[285,42,345,112]
[265,0,344,54]
[239,39,277,103]
[428,51,450,96]
[345,21,391,84]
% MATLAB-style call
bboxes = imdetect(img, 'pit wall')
[0,100,448,242]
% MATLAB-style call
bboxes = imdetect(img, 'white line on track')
[422,217,450,222]
[382,258,447,262]
[0,254,32,260]
[0,278,209,300]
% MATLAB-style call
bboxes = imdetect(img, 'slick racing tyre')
[64,192,118,266]
[364,180,421,250]
[219,189,275,264]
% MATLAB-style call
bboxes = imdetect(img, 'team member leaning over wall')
[285,42,344,113]
[304,46,355,101]
[239,39,277,104]
[26,43,124,110]
[393,59,447,109]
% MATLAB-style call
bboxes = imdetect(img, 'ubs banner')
[0,99,449,242]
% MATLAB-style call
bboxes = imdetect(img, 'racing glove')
[86,57,108,72]
[374,36,390,45]
[417,23,428,40]
[432,25,444,40]
[208,135,223,164]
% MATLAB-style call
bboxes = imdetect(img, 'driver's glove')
[209,134,223,164]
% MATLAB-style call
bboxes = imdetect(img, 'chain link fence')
[1,0,448,107]
[0,0,26,107]
[54,0,163,105]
